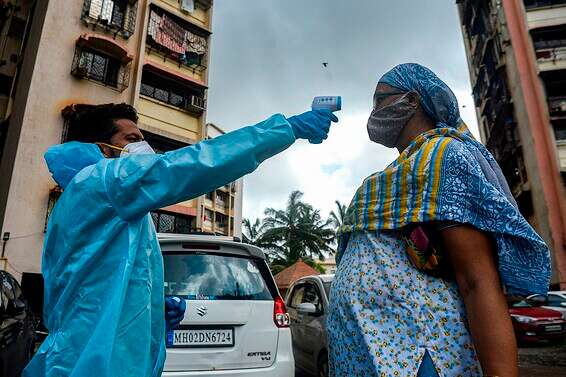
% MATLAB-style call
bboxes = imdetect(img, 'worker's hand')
[165,296,187,330]
[287,109,339,144]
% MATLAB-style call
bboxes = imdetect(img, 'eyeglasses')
[373,89,407,109]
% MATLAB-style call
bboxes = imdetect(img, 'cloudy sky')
[206,0,479,222]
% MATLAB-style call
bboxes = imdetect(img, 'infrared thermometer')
[311,96,342,112]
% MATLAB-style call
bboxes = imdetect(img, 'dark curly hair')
[62,103,138,143]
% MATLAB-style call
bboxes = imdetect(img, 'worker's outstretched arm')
[103,111,336,220]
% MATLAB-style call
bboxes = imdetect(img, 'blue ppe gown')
[23,114,296,377]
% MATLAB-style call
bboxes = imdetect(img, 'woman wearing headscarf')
[327,64,550,377]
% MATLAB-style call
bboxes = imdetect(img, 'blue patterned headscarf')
[338,63,551,295]
[381,63,517,204]
[379,63,462,128]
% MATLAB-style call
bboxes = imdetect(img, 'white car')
[527,291,566,319]
[159,234,294,377]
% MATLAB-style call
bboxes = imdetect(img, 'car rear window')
[163,252,273,300]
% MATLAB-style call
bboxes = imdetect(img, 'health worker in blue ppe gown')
[24,103,338,377]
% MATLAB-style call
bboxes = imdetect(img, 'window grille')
[71,47,131,91]
[151,211,196,234]
[140,68,205,113]
[81,0,138,38]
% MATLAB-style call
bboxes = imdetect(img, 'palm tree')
[261,191,335,273]
[329,200,348,233]
[242,218,265,246]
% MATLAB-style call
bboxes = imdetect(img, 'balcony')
[525,1,566,29]
[146,7,209,75]
[81,0,138,39]
[525,0,566,10]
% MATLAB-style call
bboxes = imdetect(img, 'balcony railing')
[535,46,566,64]
[81,0,138,38]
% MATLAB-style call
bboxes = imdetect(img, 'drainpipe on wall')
[502,0,566,289]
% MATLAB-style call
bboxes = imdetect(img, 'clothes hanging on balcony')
[147,11,161,39]
[159,13,186,54]
[186,31,207,55]
[148,10,207,57]
[180,0,195,13]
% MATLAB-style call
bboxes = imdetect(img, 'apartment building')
[0,0,242,279]
[457,0,566,288]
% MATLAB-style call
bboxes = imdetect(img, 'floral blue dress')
[328,231,482,377]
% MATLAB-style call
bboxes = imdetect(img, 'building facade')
[203,123,244,238]
[0,0,242,279]
[457,0,566,289]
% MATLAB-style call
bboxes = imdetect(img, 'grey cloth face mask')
[367,92,418,148]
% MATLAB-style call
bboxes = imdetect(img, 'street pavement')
[295,342,566,376]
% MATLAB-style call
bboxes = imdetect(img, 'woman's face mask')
[367,91,418,148]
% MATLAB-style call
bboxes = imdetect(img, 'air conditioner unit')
[185,95,205,113]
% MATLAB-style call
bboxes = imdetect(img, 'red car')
[509,300,566,343]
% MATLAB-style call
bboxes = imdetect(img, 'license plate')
[545,324,562,332]
[170,328,234,347]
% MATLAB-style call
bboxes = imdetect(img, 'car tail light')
[273,296,290,328]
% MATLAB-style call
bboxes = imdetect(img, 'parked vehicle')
[285,274,334,377]
[509,299,566,344]
[527,291,566,319]
[0,270,36,377]
[159,234,294,377]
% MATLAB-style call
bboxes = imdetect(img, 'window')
[79,49,119,86]
[163,253,272,300]
[548,294,566,307]
[288,283,322,313]
[302,283,322,313]
[151,211,195,234]
[140,68,205,113]
[289,286,305,309]
[81,0,138,38]
[215,213,228,231]
[323,282,332,297]
[71,47,130,91]
[204,209,213,223]
[531,26,566,50]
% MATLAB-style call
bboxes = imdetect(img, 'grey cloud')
[206,0,474,220]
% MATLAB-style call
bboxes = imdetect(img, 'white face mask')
[120,141,156,157]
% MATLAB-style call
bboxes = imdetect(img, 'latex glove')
[287,109,339,144]
[165,296,187,330]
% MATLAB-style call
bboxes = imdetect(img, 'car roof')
[294,274,335,284]
[157,233,265,260]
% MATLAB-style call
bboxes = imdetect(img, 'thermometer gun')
[311,96,342,112]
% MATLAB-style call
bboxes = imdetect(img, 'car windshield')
[163,253,272,300]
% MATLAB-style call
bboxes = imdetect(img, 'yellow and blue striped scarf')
[337,124,550,295]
